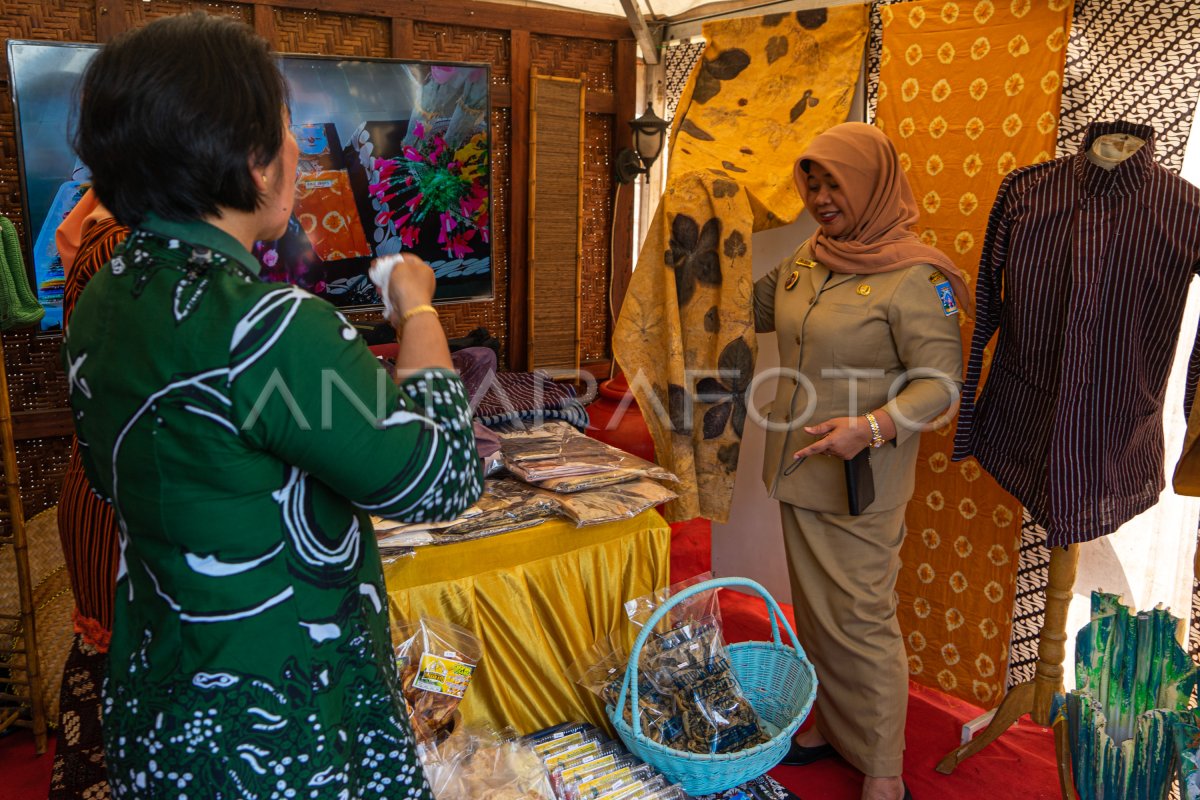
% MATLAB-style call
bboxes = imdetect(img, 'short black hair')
[74,12,289,227]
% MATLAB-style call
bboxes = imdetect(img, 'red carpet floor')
[0,519,1059,800]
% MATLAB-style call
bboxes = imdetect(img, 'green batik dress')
[62,215,482,799]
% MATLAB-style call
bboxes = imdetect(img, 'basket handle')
[614,576,804,744]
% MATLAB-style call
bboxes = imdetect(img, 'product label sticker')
[534,731,585,757]
[545,740,600,769]
[578,766,634,796]
[561,754,617,782]
[300,179,335,190]
[411,652,475,698]
[595,781,649,800]
[934,280,959,316]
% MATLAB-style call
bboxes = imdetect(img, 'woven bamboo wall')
[0,1,630,522]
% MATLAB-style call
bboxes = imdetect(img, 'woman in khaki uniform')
[753,123,967,800]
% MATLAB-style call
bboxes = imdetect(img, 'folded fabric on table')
[478,401,590,432]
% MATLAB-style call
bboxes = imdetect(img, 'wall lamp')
[615,102,669,183]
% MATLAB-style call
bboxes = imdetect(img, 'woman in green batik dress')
[65,13,481,799]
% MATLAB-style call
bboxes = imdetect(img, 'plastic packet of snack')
[393,617,483,745]
[624,572,723,634]
[552,751,640,797]
[566,634,685,750]
[419,725,555,800]
[523,721,598,748]
[592,775,669,800]
[547,742,625,797]
[539,730,611,771]
[644,617,771,755]
[564,762,658,800]
[642,787,689,800]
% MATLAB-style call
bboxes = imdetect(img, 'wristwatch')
[865,412,885,449]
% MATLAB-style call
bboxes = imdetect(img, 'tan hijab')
[795,122,973,317]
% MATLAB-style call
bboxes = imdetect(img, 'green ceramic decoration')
[1053,592,1198,800]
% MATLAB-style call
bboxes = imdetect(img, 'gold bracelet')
[399,304,438,325]
[865,411,885,449]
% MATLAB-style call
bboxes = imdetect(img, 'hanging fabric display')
[874,0,1071,707]
[614,6,868,522]
[1057,0,1200,172]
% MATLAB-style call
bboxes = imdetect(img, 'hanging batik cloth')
[874,0,1071,707]
[614,6,868,522]
[1058,0,1200,171]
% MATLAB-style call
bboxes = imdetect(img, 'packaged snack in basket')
[624,572,723,634]
[567,634,686,750]
[393,617,483,745]
[644,617,771,755]
[419,726,555,800]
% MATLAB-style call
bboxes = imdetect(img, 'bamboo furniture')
[0,335,48,753]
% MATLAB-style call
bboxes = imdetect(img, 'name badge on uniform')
[929,270,959,316]
[793,257,817,269]
[784,270,801,290]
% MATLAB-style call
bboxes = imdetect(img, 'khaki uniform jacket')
[754,242,964,513]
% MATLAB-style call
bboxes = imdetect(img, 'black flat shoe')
[778,740,837,766]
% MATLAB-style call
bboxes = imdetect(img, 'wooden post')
[937,544,1080,774]
[95,0,129,43]
[507,29,531,371]
[609,39,637,330]
[253,4,278,47]
[0,339,47,753]
[391,17,414,59]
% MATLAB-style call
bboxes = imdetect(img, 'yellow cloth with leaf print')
[874,0,1071,707]
[614,6,868,522]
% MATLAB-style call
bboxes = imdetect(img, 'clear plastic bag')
[438,478,561,539]
[549,479,677,526]
[642,617,771,755]
[624,572,723,634]
[567,634,686,750]
[419,726,555,800]
[563,762,657,800]
[499,422,678,486]
[393,617,483,745]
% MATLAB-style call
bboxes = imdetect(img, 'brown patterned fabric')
[49,634,110,800]
[614,7,868,522]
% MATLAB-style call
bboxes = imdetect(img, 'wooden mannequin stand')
[937,544,1079,783]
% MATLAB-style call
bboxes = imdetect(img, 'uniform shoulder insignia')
[929,271,959,316]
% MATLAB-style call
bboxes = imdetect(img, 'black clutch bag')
[844,449,875,516]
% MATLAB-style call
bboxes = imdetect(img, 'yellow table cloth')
[384,510,672,735]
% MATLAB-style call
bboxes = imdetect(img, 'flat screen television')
[7,40,494,332]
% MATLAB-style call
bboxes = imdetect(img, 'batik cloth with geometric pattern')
[1057,0,1200,171]
[64,215,482,799]
[874,0,1071,707]
[614,6,868,522]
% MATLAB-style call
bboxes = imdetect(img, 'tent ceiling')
[499,0,708,19]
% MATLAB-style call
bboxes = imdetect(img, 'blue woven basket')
[606,577,817,795]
